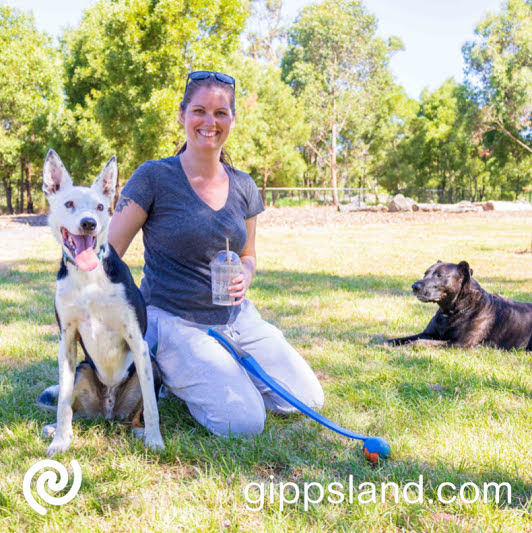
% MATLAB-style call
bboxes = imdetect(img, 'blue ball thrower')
[208,327,391,462]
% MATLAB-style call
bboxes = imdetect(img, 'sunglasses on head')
[186,71,236,89]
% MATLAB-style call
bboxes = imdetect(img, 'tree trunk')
[330,120,339,208]
[2,177,14,214]
[25,160,34,214]
[19,159,25,213]
[261,171,270,204]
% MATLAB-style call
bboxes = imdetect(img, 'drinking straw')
[226,237,231,300]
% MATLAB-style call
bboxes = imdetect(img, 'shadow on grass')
[255,269,412,297]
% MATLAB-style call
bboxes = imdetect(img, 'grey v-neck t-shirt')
[121,155,264,325]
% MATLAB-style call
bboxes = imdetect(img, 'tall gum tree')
[463,0,532,154]
[281,0,402,208]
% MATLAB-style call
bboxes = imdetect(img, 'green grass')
[1,213,531,532]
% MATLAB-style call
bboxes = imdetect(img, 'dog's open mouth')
[62,228,99,271]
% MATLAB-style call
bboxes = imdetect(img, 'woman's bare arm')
[108,195,148,258]
[229,216,258,305]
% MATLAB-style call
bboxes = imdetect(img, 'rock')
[388,194,417,212]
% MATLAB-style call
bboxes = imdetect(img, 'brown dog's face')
[412,261,472,304]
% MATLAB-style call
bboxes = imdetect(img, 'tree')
[245,0,286,64]
[281,0,402,207]
[224,54,309,203]
[0,6,62,213]
[381,79,494,202]
[463,0,532,154]
[61,0,250,183]
[366,85,418,194]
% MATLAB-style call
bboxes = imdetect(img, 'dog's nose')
[80,217,97,231]
[412,282,421,293]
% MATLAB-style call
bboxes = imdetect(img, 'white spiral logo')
[23,459,82,515]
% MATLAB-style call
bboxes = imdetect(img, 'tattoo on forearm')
[115,195,133,213]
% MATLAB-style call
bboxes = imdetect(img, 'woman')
[109,71,324,436]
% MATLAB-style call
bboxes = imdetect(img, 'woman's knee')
[196,397,266,437]
[211,411,265,437]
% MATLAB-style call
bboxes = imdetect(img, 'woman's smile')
[197,129,219,138]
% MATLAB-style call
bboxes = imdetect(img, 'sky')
[4,0,506,100]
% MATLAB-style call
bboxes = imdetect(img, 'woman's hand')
[228,216,258,306]
[228,258,254,305]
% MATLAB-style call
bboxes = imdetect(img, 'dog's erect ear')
[92,156,118,201]
[42,149,73,198]
[457,261,472,283]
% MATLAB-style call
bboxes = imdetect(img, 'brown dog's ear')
[457,261,471,282]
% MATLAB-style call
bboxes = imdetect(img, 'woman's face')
[179,85,235,153]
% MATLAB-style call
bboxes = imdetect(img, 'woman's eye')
[65,201,74,208]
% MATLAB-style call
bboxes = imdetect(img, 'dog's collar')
[63,244,106,269]
[443,304,472,318]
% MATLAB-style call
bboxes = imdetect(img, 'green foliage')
[0,5,62,212]
[245,0,286,64]
[0,0,531,212]
[365,85,418,193]
[281,0,400,205]
[61,0,250,182]
[225,54,309,196]
[463,0,532,153]
[379,80,493,201]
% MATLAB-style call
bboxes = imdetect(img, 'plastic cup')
[210,250,242,306]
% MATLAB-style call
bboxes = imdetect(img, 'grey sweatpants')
[145,299,325,436]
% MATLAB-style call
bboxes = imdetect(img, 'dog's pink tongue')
[75,248,99,271]
[72,235,99,271]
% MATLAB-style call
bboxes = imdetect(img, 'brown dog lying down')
[387,261,532,350]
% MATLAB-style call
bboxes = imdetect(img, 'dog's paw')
[144,431,165,451]
[47,436,72,457]
[41,424,57,440]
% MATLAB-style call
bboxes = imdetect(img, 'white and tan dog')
[39,149,164,456]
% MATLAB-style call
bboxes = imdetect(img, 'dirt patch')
[258,206,532,227]
[0,214,48,228]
